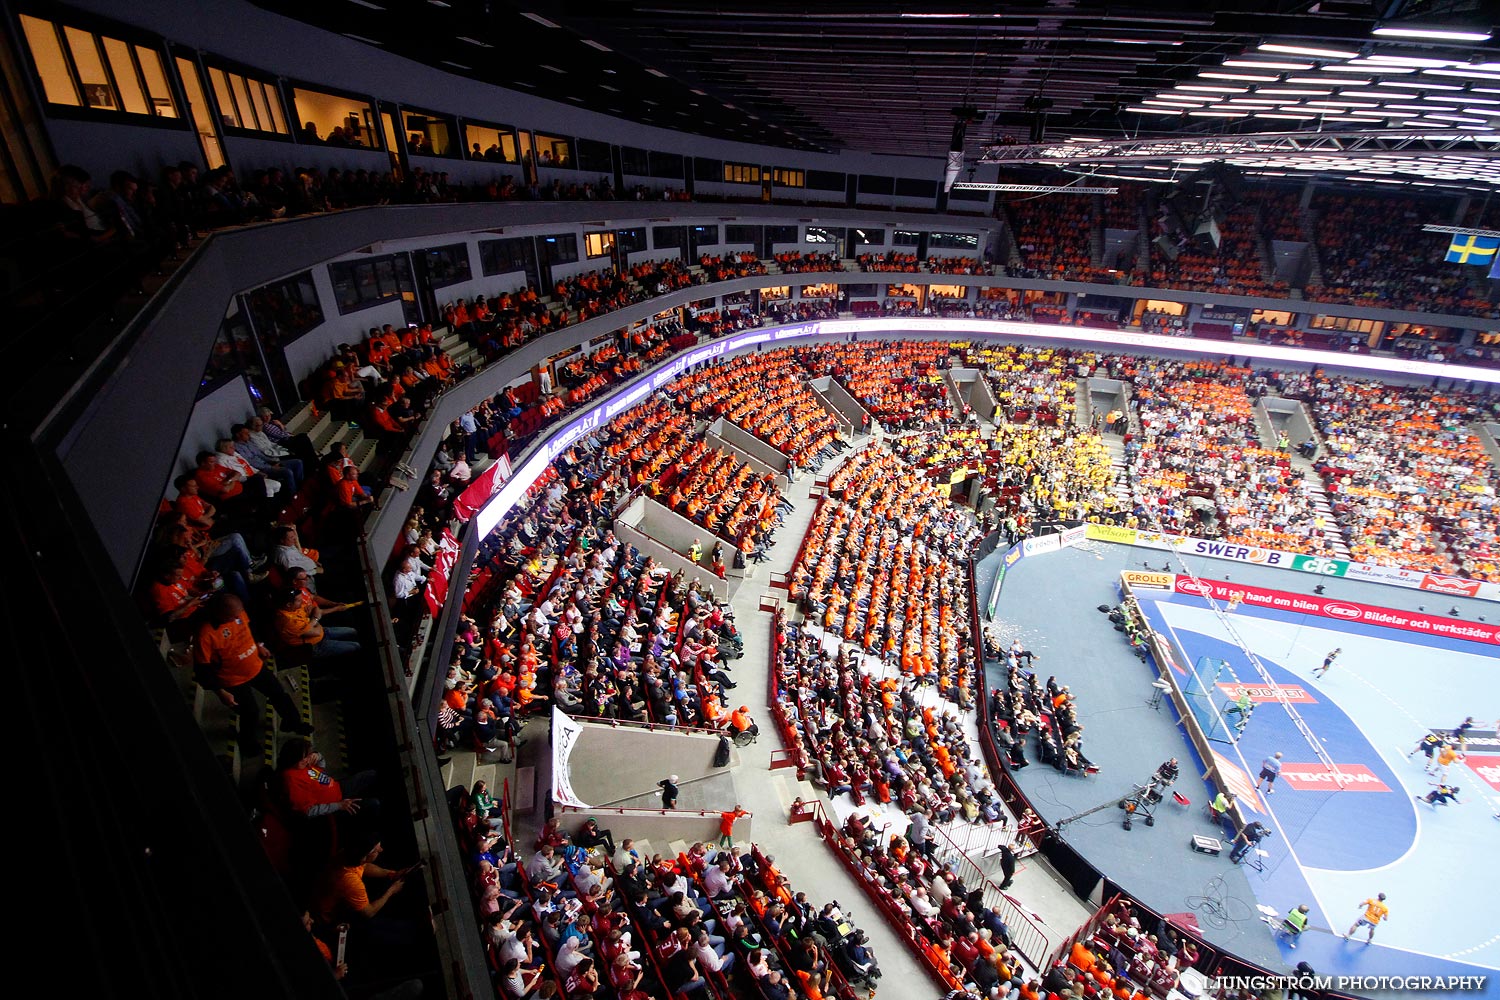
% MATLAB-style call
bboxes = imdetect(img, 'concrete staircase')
[1300,209,1325,289]
[1103,435,1134,508]
[284,402,380,473]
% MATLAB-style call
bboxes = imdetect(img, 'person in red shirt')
[193,450,244,504]
[194,593,310,762]
[718,805,751,847]
[277,736,379,821]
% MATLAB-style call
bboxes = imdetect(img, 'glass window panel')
[247,76,274,133]
[534,134,573,168]
[20,16,79,106]
[176,57,225,168]
[102,37,146,114]
[134,45,177,117]
[584,232,614,258]
[229,73,258,131]
[652,226,685,250]
[64,27,115,110]
[261,81,287,133]
[620,146,649,175]
[208,67,238,128]
[293,88,375,147]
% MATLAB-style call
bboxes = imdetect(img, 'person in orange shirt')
[336,466,374,512]
[194,593,310,761]
[312,835,413,926]
[273,586,362,660]
[277,736,378,821]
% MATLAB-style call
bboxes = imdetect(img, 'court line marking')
[1158,600,1500,970]
[1231,612,1500,817]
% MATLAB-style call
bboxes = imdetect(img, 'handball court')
[980,541,1499,992]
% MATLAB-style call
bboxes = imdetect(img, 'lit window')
[404,110,457,157]
[463,122,519,163]
[723,162,761,184]
[533,133,574,168]
[293,87,377,147]
[20,15,79,106]
[208,65,287,134]
[584,232,616,258]
[772,168,804,187]
[20,16,179,118]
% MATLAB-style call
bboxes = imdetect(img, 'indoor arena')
[5,3,1498,1000]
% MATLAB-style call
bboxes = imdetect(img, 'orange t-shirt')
[315,864,369,922]
[174,493,211,523]
[194,464,242,501]
[194,615,263,686]
[285,765,344,814]
[148,579,194,617]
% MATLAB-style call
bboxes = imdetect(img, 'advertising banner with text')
[1172,575,1500,645]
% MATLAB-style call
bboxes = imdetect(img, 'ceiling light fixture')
[1222,59,1311,70]
[520,12,561,28]
[1372,25,1492,42]
[342,32,383,44]
[581,39,612,52]
[439,60,470,70]
[1200,72,1279,81]
[1259,43,1361,59]
[345,0,384,9]
[538,64,565,74]
[457,36,493,47]
[645,68,669,78]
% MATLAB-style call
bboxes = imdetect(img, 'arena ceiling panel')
[254,0,1499,188]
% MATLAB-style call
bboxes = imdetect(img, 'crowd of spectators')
[926,256,993,276]
[673,353,847,471]
[1279,371,1498,578]
[1124,359,1337,553]
[699,253,769,282]
[794,341,958,431]
[857,251,922,273]
[775,252,844,273]
[1147,204,1286,299]
[790,448,981,707]
[1004,196,1096,282]
[1305,194,1498,318]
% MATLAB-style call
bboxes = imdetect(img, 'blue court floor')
[1137,591,1500,985]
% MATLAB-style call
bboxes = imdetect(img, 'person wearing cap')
[658,774,680,809]
[575,816,616,857]
[729,705,755,735]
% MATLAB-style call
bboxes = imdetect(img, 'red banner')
[1173,576,1500,645]
[453,454,513,524]
[423,528,461,618]
[1464,755,1500,793]
[1215,683,1316,704]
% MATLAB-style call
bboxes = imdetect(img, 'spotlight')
[1313,585,1325,595]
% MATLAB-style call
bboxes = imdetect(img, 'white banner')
[551,707,589,808]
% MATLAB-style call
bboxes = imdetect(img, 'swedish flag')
[1445,233,1500,265]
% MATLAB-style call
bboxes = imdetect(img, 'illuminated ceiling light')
[427,0,451,6]
[457,36,494,47]
[520,12,562,28]
[1318,66,1385,76]
[1367,55,1464,68]
[1258,88,1332,96]
[1189,110,1246,117]
[1372,25,1492,42]
[1424,69,1500,81]
[1223,59,1311,70]
[1200,72,1279,81]
[1126,106,1179,114]
[581,39,612,52]
[645,67,669,78]
[1259,43,1360,59]
[1175,85,1246,93]
[342,32,382,44]
[600,84,619,92]
[1427,114,1488,124]
[538,64,565,74]
[1254,112,1315,119]
[346,0,384,8]
[439,60,470,70]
